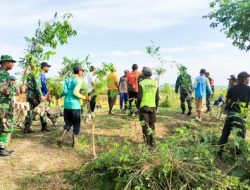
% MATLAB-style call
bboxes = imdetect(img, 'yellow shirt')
[107,72,118,90]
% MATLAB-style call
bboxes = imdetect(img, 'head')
[142,67,152,78]
[73,65,84,77]
[40,62,51,73]
[179,65,187,75]
[89,66,95,72]
[205,72,210,77]
[124,70,129,76]
[0,55,16,70]
[10,76,16,85]
[228,75,237,86]
[110,64,116,72]
[237,71,250,85]
[200,69,206,76]
[132,64,138,71]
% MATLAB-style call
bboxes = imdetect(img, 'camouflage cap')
[0,55,16,64]
[10,76,17,80]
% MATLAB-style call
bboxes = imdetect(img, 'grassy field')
[1,89,250,189]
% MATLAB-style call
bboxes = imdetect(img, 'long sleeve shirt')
[41,73,48,96]
[61,75,87,109]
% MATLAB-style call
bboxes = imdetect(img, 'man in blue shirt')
[193,69,212,121]
[40,62,51,132]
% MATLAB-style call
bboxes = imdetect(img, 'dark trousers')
[88,91,97,112]
[128,91,138,109]
[120,92,128,109]
[24,100,47,130]
[64,109,81,135]
[139,107,156,147]
[218,112,246,147]
[206,94,212,111]
[180,92,192,112]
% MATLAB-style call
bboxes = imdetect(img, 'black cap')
[237,71,250,79]
[227,75,237,81]
[200,69,206,74]
[41,62,51,68]
[132,64,138,70]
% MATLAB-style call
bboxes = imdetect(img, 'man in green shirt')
[58,66,90,148]
[137,67,159,147]
[0,55,16,156]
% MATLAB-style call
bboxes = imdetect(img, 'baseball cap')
[10,76,17,81]
[143,67,152,76]
[0,55,16,63]
[40,62,51,68]
[237,71,250,79]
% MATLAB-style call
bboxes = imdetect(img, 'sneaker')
[0,149,12,157]
[195,117,202,122]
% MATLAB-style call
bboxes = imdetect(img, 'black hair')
[89,66,95,72]
[132,64,138,71]
[73,66,82,74]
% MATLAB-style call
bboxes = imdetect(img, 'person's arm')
[175,76,180,93]
[115,74,119,90]
[74,79,87,100]
[136,84,143,109]
[155,87,160,108]
[0,74,11,95]
[41,74,48,96]
[206,78,213,95]
[192,78,197,91]
[60,80,68,98]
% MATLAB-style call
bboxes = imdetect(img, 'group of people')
[1,53,250,158]
[175,66,215,121]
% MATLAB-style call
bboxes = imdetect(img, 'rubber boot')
[57,130,67,147]
[41,123,51,132]
[181,108,185,114]
[23,125,35,134]
[187,108,192,116]
[72,135,78,149]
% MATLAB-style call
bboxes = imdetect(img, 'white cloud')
[0,0,211,32]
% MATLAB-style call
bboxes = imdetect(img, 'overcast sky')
[0,0,249,85]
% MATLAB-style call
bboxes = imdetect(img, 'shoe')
[41,126,51,132]
[57,139,63,147]
[181,110,185,114]
[0,149,12,157]
[5,149,14,154]
[186,111,192,116]
[23,127,35,134]
[195,117,202,122]
[205,109,211,113]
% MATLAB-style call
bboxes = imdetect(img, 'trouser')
[128,91,138,109]
[88,90,97,112]
[120,92,128,109]
[218,112,246,147]
[180,92,192,112]
[64,109,81,135]
[139,107,156,147]
[0,106,14,149]
[24,100,47,130]
[206,94,212,111]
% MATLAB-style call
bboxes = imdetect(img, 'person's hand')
[1,87,10,94]
[41,96,46,102]
[87,96,91,101]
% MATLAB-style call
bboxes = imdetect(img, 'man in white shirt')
[87,66,97,113]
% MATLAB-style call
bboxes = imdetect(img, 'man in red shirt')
[126,64,141,111]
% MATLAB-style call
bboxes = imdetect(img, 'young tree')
[20,12,77,79]
[204,0,250,51]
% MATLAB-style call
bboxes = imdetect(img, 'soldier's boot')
[23,125,35,134]
[0,148,11,157]
[41,123,51,132]
[187,107,192,116]
[72,135,78,149]
[57,129,67,147]
[181,108,185,114]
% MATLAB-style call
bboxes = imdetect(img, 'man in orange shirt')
[107,65,119,115]
[127,64,141,111]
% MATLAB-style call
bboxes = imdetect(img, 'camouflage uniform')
[0,68,14,149]
[24,72,47,132]
[175,72,193,114]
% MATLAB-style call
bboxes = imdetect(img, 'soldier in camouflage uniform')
[24,66,48,133]
[175,66,193,115]
[0,55,16,156]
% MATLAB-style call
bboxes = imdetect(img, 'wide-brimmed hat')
[227,75,237,81]
[0,55,16,63]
